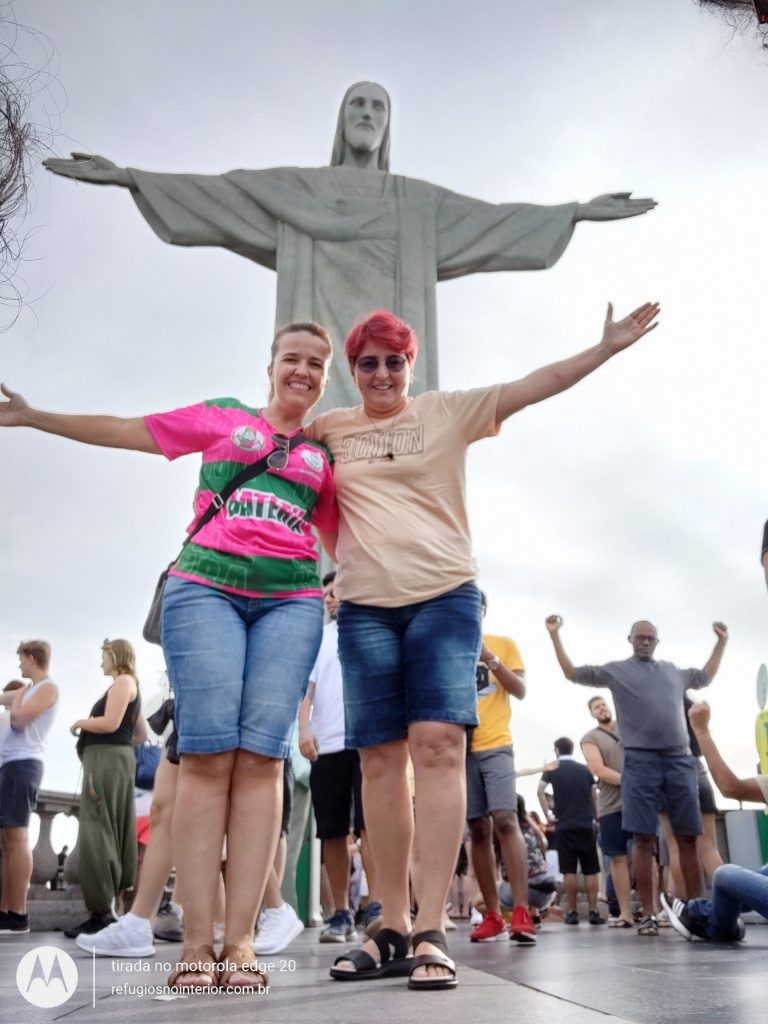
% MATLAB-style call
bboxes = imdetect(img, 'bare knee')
[469,815,492,845]
[409,723,465,772]
[181,750,237,782]
[492,810,519,837]
[360,739,408,784]
[232,749,282,782]
[675,833,698,850]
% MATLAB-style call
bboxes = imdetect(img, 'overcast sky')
[2,1,767,836]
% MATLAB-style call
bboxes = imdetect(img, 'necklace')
[361,404,407,461]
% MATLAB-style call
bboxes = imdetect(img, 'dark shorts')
[281,758,294,837]
[697,760,718,815]
[310,748,364,840]
[466,745,516,819]
[0,758,43,828]
[338,582,482,748]
[622,749,702,837]
[556,827,601,876]
[598,810,632,857]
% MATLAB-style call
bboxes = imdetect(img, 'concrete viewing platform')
[1,918,766,1023]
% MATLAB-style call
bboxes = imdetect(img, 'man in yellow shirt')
[467,594,536,943]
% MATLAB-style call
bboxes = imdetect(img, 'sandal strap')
[372,928,410,963]
[411,929,449,956]
[332,947,378,972]
[408,952,457,978]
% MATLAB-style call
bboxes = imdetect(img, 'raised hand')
[687,701,711,733]
[576,192,658,222]
[42,153,132,187]
[600,302,660,355]
[712,621,728,641]
[545,615,563,635]
[0,383,30,426]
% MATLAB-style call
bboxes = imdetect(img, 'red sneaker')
[509,905,537,944]
[470,910,506,942]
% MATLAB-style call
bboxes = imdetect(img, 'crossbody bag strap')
[183,430,306,546]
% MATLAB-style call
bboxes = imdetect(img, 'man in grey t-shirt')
[545,616,728,936]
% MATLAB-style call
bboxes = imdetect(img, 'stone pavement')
[1,918,766,1024]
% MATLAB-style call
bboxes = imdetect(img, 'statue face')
[343,83,389,155]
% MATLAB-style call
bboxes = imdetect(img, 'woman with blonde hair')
[67,638,142,938]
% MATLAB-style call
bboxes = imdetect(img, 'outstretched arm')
[575,193,657,222]
[0,384,160,454]
[42,153,134,189]
[544,615,577,681]
[702,622,728,680]
[495,302,659,423]
[688,702,764,803]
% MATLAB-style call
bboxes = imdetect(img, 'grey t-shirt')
[572,658,709,754]
[580,725,623,818]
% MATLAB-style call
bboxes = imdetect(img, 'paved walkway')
[1,919,766,1023]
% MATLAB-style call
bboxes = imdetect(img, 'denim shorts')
[337,582,482,748]
[621,748,702,837]
[0,758,43,827]
[161,576,323,758]
[598,809,632,857]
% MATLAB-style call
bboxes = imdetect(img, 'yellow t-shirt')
[470,634,525,752]
[307,387,501,606]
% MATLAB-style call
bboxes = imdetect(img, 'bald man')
[545,616,728,936]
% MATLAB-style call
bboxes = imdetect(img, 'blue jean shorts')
[0,758,43,827]
[621,749,702,837]
[161,576,323,758]
[337,582,482,748]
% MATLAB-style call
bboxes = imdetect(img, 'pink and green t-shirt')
[145,398,337,598]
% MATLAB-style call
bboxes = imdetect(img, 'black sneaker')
[0,911,29,934]
[64,912,116,939]
[588,910,605,925]
[660,891,709,941]
[564,910,580,925]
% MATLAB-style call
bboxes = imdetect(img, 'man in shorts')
[662,701,768,942]
[538,737,602,924]
[545,615,728,935]
[0,640,58,935]
[466,594,536,943]
[581,695,633,926]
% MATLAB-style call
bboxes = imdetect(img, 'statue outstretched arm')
[42,152,134,189]
[574,192,657,222]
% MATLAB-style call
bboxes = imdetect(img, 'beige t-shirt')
[307,386,502,606]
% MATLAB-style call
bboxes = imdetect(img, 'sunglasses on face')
[267,433,290,470]
[355,355,408,374]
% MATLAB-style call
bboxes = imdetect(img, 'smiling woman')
[0,322,338,995]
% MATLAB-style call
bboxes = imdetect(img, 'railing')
[30,788,82,890]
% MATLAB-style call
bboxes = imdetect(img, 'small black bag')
[141,432,306,645]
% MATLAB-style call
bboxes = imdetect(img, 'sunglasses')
[267,433,290,471]
[355,355,408,374]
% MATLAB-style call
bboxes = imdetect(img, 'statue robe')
[130,165,577,410]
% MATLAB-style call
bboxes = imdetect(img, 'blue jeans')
[161,576,323,757]
[338,582,482,748]
[687,862,768,940]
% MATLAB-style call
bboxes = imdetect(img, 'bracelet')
[488,656,501,672]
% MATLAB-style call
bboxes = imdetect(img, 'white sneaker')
[75,912,155,957]
[469,907,483,926]
[253,902,304,954]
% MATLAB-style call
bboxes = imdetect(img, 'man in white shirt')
[0,640,58,934]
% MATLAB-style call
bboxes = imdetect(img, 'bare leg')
[360,829,377,901]
[658,813,684,897]
[493,810,529,909]
[632,833,656,915]
[468,816,499,913]
[564,873,578,915]
[698,814,724,886]
[585,873,599,912]
[675,833,702,900]
[323,835,352,911]
[132,758,178,919]
[610,854,633,921]
[0,827,31,913]
[409,721,466,981]
[262,837,288,908]
[333,739,412,972]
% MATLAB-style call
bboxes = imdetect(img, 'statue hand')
[599,301,660,355]
[576,192,657,222]
[42,152,132,187]
[0,383,31,427]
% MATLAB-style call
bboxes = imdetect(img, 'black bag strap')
[183,430,306,547]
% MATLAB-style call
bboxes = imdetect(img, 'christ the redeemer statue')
[44,82,655,411]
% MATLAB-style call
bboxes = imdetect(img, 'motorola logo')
[16,946,79,1008]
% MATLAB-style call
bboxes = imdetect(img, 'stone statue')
[43,82,656,411]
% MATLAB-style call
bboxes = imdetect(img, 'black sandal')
[408,929,457,991]
[330,928,412,981]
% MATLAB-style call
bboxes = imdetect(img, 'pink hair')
[344,309,418,374]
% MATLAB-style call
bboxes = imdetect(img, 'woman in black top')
[67,639,141,937]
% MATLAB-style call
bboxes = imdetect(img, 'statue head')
[330,81,391,171]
